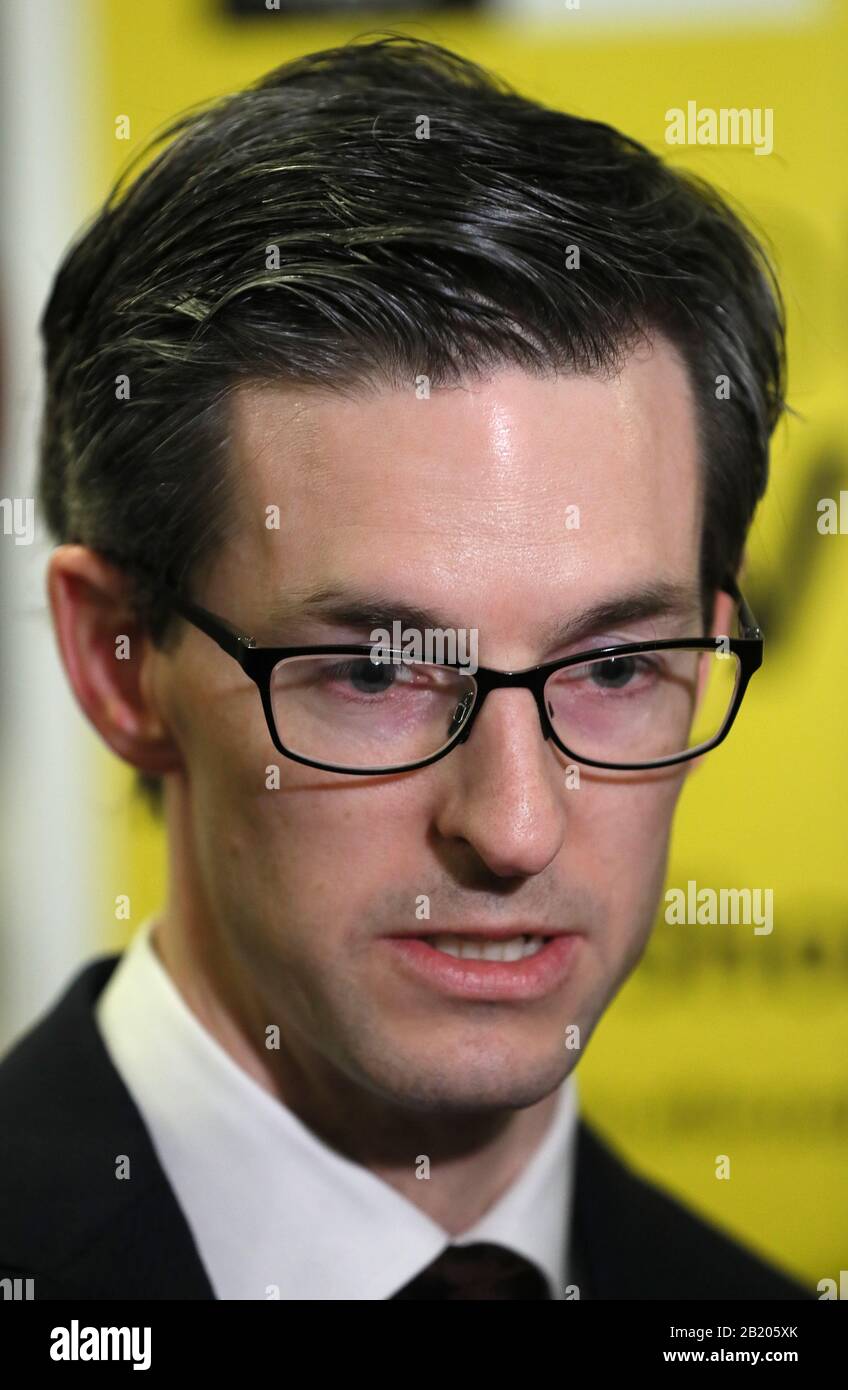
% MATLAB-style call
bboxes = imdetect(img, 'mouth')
[410,933,552,962]
[380,930,581,1001]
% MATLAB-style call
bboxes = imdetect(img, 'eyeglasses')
[137,570,762,776]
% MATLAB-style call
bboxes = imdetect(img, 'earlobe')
[46,545,184,777]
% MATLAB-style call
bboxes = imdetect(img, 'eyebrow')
[263,579,705,652]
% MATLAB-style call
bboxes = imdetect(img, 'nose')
[432,687,569,879]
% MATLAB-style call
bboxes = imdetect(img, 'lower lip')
[381,935,582,1001]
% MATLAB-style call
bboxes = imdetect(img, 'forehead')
[222,336,702,634]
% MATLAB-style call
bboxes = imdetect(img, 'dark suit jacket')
[0,955,813,1300]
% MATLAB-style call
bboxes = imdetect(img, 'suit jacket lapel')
[0,955,215,1299]
[568,1117,641,1300]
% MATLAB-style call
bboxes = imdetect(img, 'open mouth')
[416,934,551,962]
[382,931,581,1000]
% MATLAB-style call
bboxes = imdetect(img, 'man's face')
[153,334,713,1115]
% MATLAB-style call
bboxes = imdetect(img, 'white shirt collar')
[95,917,580,1300]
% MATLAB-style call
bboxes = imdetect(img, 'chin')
[361,1047,570,1115]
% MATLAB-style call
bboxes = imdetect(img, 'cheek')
[580,753,683,830]
[162,642,272,807]
[578,773,684,929]
[206,773,416,923]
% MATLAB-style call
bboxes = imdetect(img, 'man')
[0,35,812,1300]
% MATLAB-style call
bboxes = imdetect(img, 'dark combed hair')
[38,32,787,816]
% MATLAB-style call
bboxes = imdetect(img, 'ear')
[45,544,184,777]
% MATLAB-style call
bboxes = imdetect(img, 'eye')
[558,652,658,684]
[320,656,433,700]
[589,655,645,689]
[331,658,400,696]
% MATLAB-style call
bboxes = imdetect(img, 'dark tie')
[391,1241,552,1300]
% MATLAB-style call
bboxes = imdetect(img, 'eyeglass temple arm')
[160,578,256,661]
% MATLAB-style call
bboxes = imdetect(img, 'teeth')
[423,935,547,961]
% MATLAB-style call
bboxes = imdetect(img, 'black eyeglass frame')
[140,568,763,776]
